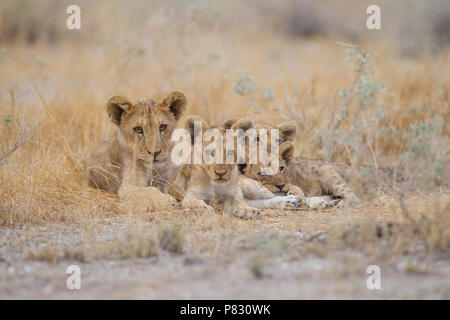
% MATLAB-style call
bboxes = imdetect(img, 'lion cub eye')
[133,126,143,135]
[159,124,168,132]
[279,166,285,172]
[257,171,267,177]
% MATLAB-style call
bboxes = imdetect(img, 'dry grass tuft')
[114,223,159,259]
[318,198,450,259]
[23,221,186,263]
[158,224,185,254]
[24,246,59,264]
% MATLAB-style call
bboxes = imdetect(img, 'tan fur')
[175,116,262,219]
[86,90,187,212]
[239,141,307,205]
[286,157,361,206]
[221,118,303,210]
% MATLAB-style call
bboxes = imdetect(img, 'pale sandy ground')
[1,217,449,300]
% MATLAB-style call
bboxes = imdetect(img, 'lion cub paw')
[272,195,300,209]
[305,196,346,210]
[305,196,329,210]
[282,195,300,209]
[118,186,176,213]
[287,188,306,206]
[182,198,215,214]
[148,188,178,210]
[336,194,361,208]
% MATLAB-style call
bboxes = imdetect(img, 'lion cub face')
[106,91,186,164]
[240,141,295,193]
[223,119,297,193]
[199,128,237,184]
[185,116,256,185]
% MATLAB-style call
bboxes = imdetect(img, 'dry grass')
[23,221,185,263]
[0,1,449,269]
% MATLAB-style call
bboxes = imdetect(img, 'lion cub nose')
[276,184,285,191]
[215,170,227,177]
[147,150,162,158]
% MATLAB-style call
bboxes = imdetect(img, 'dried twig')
[0,129,35,167]
[336,41,368,58]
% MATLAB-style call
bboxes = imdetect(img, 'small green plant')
[315,43,448,215]
[401,117,447,191]
[262,88,275,101]
[1,113,13,126]
[233,71,256,96]
[316,43,386,164]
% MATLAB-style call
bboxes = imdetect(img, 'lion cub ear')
[278,121,297,142]
[231,118,255,131]
[222,118,239,129]
[279,141,295,166]
[160,90,187,121]
[184,115,208,145]
[106,96,133,126]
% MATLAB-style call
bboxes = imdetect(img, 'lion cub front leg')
[285,184,307,206]
[181,191,215,214]
[238,176,274,200]
[239,176,300,210]
[117,169,176,213]
[246,195,300,210]
[317,165,361,207]
[224,189,262,220]
[286,184,344,210]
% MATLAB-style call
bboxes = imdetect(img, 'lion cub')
[223,118,341,209]
[173,116,262,219]
[86,91,187,212]
[239,140,341,210]
[238,140,306,209]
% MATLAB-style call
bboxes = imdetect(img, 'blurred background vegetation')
[0,0,449,54]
